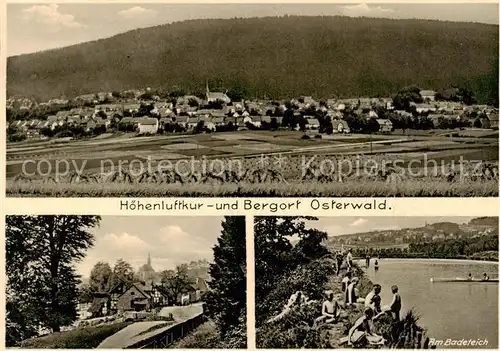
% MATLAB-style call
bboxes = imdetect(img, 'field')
[6,130,499,197]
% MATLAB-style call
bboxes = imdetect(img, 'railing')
[129,313,206,349]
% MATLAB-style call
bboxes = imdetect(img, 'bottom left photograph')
[5,215,247,349]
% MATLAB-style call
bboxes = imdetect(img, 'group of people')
[315,250,402,348]
[366,254,379,271]
[468,272,490,281]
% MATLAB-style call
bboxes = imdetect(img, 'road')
[97,303,204,349]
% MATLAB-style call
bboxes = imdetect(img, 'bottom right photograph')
[255,216,499,349]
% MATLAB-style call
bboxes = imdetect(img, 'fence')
[130,313,206,348]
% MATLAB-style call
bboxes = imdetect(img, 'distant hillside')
[327,217,498,248]
[7,16,499,102]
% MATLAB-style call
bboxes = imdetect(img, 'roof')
[212,117,225,123]
[138,118,158,125]
[120,117,135,123]
[376,119,393,125]
[118,283,151,300]
[306,118,320,125]
[207,92,230,101]
[420,90,436,96]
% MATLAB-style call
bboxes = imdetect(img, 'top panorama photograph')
[5,3,499,197]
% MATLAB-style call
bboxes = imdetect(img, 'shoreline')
[355,257,498,265]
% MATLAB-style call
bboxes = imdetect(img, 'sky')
[75,216,224,278]
[310,216,477,236]
[7,3,499,56]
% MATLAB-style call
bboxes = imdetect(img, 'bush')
[314,134,322,139]
[301,134,311,140]
[170,321,223,348]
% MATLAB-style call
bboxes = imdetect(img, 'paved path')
[97,303,204,348]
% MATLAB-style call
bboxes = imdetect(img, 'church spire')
[147,252,151,266]
[206,80,210,95]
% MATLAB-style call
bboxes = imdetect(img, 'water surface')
[363,259,498,349]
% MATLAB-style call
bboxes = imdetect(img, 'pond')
[363,258,498,349]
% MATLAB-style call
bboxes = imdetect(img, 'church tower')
[147,252,151,266]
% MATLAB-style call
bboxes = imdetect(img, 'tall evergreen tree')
[6,215,99,345]
[204,216,246,344]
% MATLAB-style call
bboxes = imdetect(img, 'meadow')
[6,131,499,197]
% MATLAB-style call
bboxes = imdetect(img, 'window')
[130,291,135,296]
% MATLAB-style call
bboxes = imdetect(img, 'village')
[76,255,209,325]
[6,84,499,142]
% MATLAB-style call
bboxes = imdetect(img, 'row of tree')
[351,232,498,260]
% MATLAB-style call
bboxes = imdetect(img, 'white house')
[306,118,320,130]
[137,118,159,134]
[420,90,436,102]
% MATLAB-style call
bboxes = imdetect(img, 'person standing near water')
[347,249,353,269]
[374,259,379,271]
[389,285,402,322]
[346,277,359,306]
[366,254,370,268]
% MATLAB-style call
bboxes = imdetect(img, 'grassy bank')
[19,322,132,348]
[256,260,429,348]
[7,179,498,197]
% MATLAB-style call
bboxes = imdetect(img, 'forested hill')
[7,16,499,101]
[328,217,498,248]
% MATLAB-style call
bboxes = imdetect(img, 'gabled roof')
[207,92,230,101]
[118,283,151,300]
[138,117,158,125]
[376,119,393,125]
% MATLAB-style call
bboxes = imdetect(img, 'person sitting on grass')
[365,284,382,313]
[348,307,386,347]
[314,290,341,327]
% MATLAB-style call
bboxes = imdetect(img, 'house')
[212,117,226,126]
[187,117,203,129]
[376,119,393,133]
[414,103,437,114]
[116,283,151,313]
[306,118,320,130]
[123,103,141,114]
[427,114,445,128]
[332,119,350,133]
[47,115,58,123]
[67,116,81,125]
[206,84,231,104]
[77,302,92,320]
[420,90,436,102]
[138,118,159,134]
[244,116,262,128]
[487,112,499,129]
[176,116,188,127]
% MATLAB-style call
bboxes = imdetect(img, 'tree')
[6,215,99,344]
[112,259,135,286]
[89,262,113,293]
[226,86,248,102]
[161,265,194,304]
[254,217,329,325]
[204,216,246,343]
